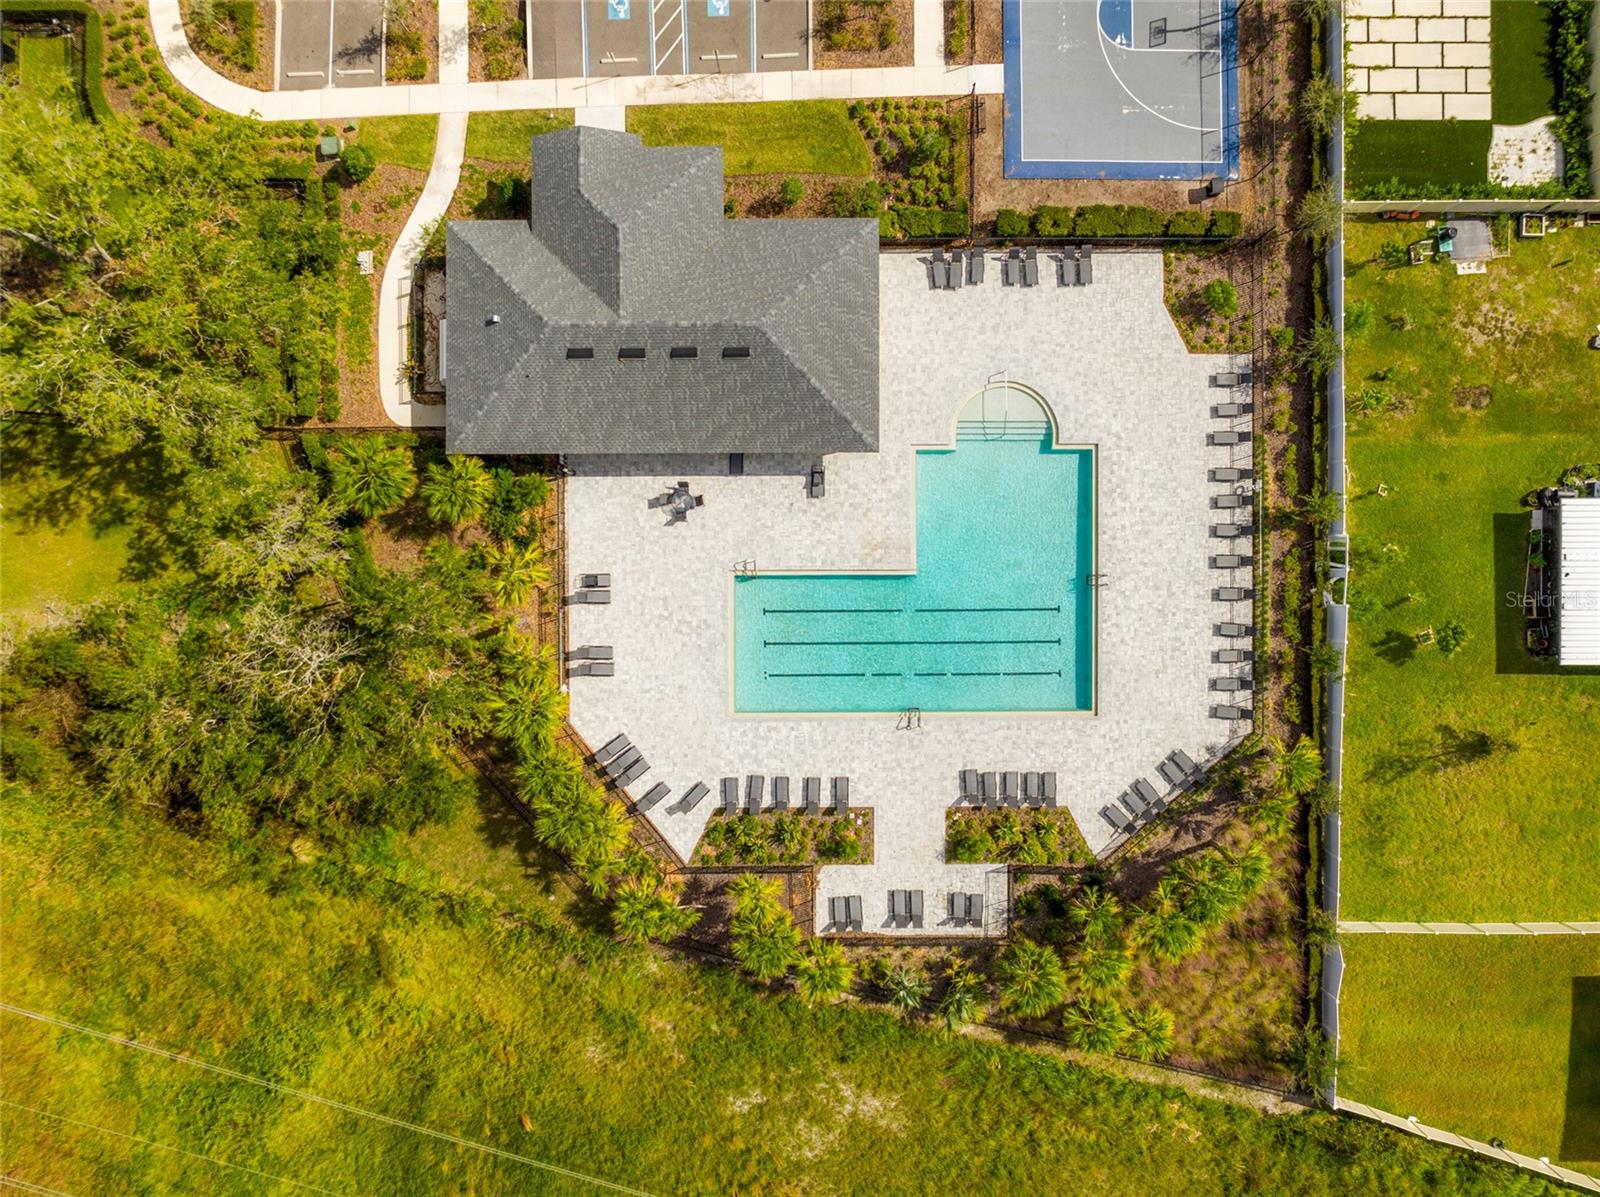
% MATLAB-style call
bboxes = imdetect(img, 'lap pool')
[733,433,1095,714]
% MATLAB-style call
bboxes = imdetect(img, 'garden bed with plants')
[1163,249,1254,354]
[692,808,873,867]
[945,808,1092,866]
[812,0,912,68]
[943,0,1000,64]
[385,0,438,82]
[993,203,1243,241]
[179,0,271,90]
[467,0,526,81]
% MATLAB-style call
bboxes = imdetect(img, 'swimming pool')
[733,434,1095,714]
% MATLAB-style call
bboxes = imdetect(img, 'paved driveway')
[528,0,806,76]
[278,0,384,90]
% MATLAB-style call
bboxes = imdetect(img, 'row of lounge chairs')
[948,892,985,926]
[593,732,651,790]
[1100,750,1202,836]
[570,572,611,605]
[719,775,850,817]
[828,895,864,931]
[956,769,1058,808]
[1003,247,1040,287]
[926,246,1096,291]
[567,644,613,678]
[888,889,925,929]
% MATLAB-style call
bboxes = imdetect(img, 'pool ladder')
[733,559,758,576]
[897,708,922,731]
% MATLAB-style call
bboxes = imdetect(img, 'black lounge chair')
[594,733,630,764]
[948,249,964,289]
[1211,703,1253,720]
[1210,553,1252,568]
[680,781,709,811]
[889,889,906,928]
[638,782,670,811]
[1101,805,1134,834]
[605,747,641,779]
[1210,466,1254,482]
[568,645,614,661]
[1211,675,1254,691]
[745,775,764,814]
[1133,778,1164,813]
[1213,586,1254,601]
[1023,248,1039,287]
[1001,771,1019,805]
[772,776,790,811]
[969,250,985,284]
[980,772,997,807]
[959,769,979,802]
[831,776,849,815]
[1208,430,1252,446]
[808,463,825,499]
[616,759,650,788]
[1042,772,1057,807]
[1215,621,1254,637]
[1214,648,1254,663]
[1004,248,1021,285]
[1118,787,1148,819]
[1212,402,1254,418]
[847,894,863,930]
[967,893,984,925]
[830,896,848,927]
[1157,760,1190,791]
[909,890,924,928]
[1077,243,1093,285]
[1211,523,1255,539]
[692,495,704,508]
[721,777,738,815]
[1024,771,1041,803]
[1058,247,1077,287]
[803,776,822,815]
[570,589,611,604]
[949,892,965,922]
[1172,749,1201,777]
[1210,371,1252,387]
[568,661,615,677]
[580,573,611,589]
[1211,493,1251,509]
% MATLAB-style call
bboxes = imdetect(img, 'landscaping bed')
[945,809,1092,866]
[1163,248,1254,354]
[385,0,438,83]
[692,808,873,867]
[467,0,526,80]
[812,0,912,68]
[179,0,271,90]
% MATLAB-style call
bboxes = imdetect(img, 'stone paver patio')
[564,252,1252,937]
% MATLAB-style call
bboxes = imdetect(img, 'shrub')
[341,142,377,184]
[891,204,970,238]
[1071,204,1164,237]
[779,177,804,209]
[1165,210,1209,236]
[947,0,969,57]
[827,179,884,218]
[994,937,1067,1019]
[1436,618,1469,658]
[1031,204,1074,236]
[1344,298,1373,337]
[1207,210,1243,237]
[992,208,1029,238]
[329,437,415,519]
[1201,278,1238,317]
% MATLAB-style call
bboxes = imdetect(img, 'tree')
[1124,1003,1176,1061]
[487,685,567,757]
[1201,278,1239,317]
[1287,1023,1339,1101]
[795,940,854,1006]
[1131,881,1202,963]
[879,963,931,1015]
[1293,182,1342,241]
[611,877,699,945]
[1436,618,1469,658]
[1066,937,1132,998]
[330,438,415,519]
[1298,72,1349,138]
[421,455,493,526]
[1295,318,1340,376]
[728,874,801,983]
[1061,998,1129,1053]
[341,143,377,184]
[1299,488,1341,531]
[778,177,804,209]
[1066,885,1123,942]
[1269,735,1324,799]
[936,958,983,1030]
[481,541,550,608]
[994,937,1067,1019]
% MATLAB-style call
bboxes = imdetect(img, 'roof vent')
[487,314,501,326]
[566,347,594,359]
[722,346,751,359]
[619,347,646,360]
[669,346,698,359]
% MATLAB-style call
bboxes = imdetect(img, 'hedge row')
[994,203,1242,240]
[0,0,114,121]
[890,203,972,238]
[1548,0,1595,195]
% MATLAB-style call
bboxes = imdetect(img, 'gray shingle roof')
[445,127,880,457]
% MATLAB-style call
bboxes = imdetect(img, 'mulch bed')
[812,0,914,69]
[691,808,875,868]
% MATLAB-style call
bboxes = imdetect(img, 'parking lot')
[278,0,385,90]
[527,0,807,79]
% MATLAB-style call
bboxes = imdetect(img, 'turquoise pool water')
[733,436,1095,713]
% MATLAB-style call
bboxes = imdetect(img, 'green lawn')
[9,32,84,116]
[1340,221,1600,922]
[0,791,1563,1197]
[1338,935,1600,1169]
[464,108,574,165]
[626,101,874,176]
[1346,120,1490,192]
[349,115,439,171]
[1490,0,1557,124]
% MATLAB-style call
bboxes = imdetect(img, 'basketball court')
[1003,0,1239,180]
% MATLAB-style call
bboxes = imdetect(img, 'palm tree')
[1061,998,1129,1054]
[513,747,585,805]
[420,455,492,527]
[1270,735,1324,798]
[329,437,415,519]
[1066,938,1132,998]
[936,959,983,1031]
[881,963,931,1016]
[611,878,699,945]
[571,797,631,891]
[488,686,567,758]
[794,939,854,1006]
[1222,842,1271,898]
[994,937,1067,1020]
[1170,853,1241,927]
[1131,880,1203,963]
[1124,1003,1175,1061]
[481,541,550,608]
[731,917,802,983]
[727,872,784,923]
[1066,885,1123,943]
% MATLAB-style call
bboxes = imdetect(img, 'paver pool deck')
[564,251,1252,936]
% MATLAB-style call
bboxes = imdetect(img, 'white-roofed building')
[1556,494,1600,667]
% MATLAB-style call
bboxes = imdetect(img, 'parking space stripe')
[327,0,336,90]
[579,0,590,77]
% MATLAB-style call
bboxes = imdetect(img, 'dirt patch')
[812,0,914,69]
[468,0,527,81]
[1453,384,1493,409]
[972,0,1001,63]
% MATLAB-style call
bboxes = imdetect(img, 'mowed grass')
[0,792,1560,1197]
[1346,120,1490,192]
[1338,934,1600,1169]
[1340,221,1600,921]
[626,101,874,176]
[349,115,439,171]
[465,108,574,165]
[14,33,83,114]
[1490,0,1557,124]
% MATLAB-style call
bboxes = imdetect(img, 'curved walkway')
[149,0,1002,122]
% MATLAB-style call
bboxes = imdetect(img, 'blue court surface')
[1004,0,1240,180]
